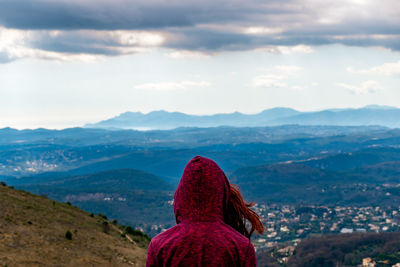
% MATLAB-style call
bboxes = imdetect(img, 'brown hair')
[224,184,264,238]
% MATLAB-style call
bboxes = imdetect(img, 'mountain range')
[85,105,400,129]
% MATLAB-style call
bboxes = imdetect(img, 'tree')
[65,230,72,240]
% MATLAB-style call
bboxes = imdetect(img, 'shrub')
[89,213,94,217]
[102,221,110,234]
[66,202,72,206]
[98,213,107,220]
[125,226,136,235]
[0,181,7,187]
[143,233,151,242]
[65,230,72,240]
[125,226,149,239]
[112,219,118,225]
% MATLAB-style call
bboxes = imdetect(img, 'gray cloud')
[0,0,268,30]
[0,50,13,63]
[0,0,399,60]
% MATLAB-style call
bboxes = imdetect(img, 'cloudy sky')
[0,0,399,129]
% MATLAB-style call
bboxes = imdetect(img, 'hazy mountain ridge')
[85,106,400,129]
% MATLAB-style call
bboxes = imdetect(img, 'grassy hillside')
[0,183,148,266]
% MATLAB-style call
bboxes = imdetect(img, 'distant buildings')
[251,203,400,248]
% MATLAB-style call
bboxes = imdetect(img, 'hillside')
[290,233,400,267]
[14,169,173,191]
[0,183,148,266]
[14,169,176,230]
[257,232,400,267]
[231,161,400,206]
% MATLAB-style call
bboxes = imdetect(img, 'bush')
[0,181,7,187]
[98,213,107,220]
[125,226,138,236]
[125,226,150,241]
[66,202,72,206]
[65,230,72,240]
[102,221,110,234]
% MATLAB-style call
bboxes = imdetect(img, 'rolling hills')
[13,169,176,231]
[0,183,148,266]
[3,124,400,234]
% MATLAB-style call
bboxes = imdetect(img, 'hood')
[173,156,230,224]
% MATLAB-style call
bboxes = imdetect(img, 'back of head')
[173,155,264,237]
[147,156,263,267]
[173,155,230,223]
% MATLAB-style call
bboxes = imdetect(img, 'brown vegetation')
[0,185,147,266]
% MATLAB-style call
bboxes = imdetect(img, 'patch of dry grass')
[0,185,147,266]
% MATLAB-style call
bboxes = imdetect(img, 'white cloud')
[290,45,314,54]
[254,45,314,55]
[164,50,211,59]
[337,80,384,94]
[0,27,164,63]
[243,27,284,35]
[274,65,302,74]
[253,65,302,88]
[134,81,211,91]
[291,85,305,91]
[347,60,400,76]
[252,74,287,88]
[112,31,164,47]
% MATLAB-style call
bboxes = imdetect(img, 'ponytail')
[224,184,264,238]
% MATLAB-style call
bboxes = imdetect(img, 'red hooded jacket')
[146,156,256,267]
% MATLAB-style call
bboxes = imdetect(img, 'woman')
[146,156,264,267]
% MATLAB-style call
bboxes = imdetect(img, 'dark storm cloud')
[0,0,275,30]
[0,0,399,58]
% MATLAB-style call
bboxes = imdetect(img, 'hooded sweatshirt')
[146,156,256,267]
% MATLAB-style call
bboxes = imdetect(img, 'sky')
[0,0,399,129]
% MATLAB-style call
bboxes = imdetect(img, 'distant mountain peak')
[84,106,400,130]
[363,104,397,110]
